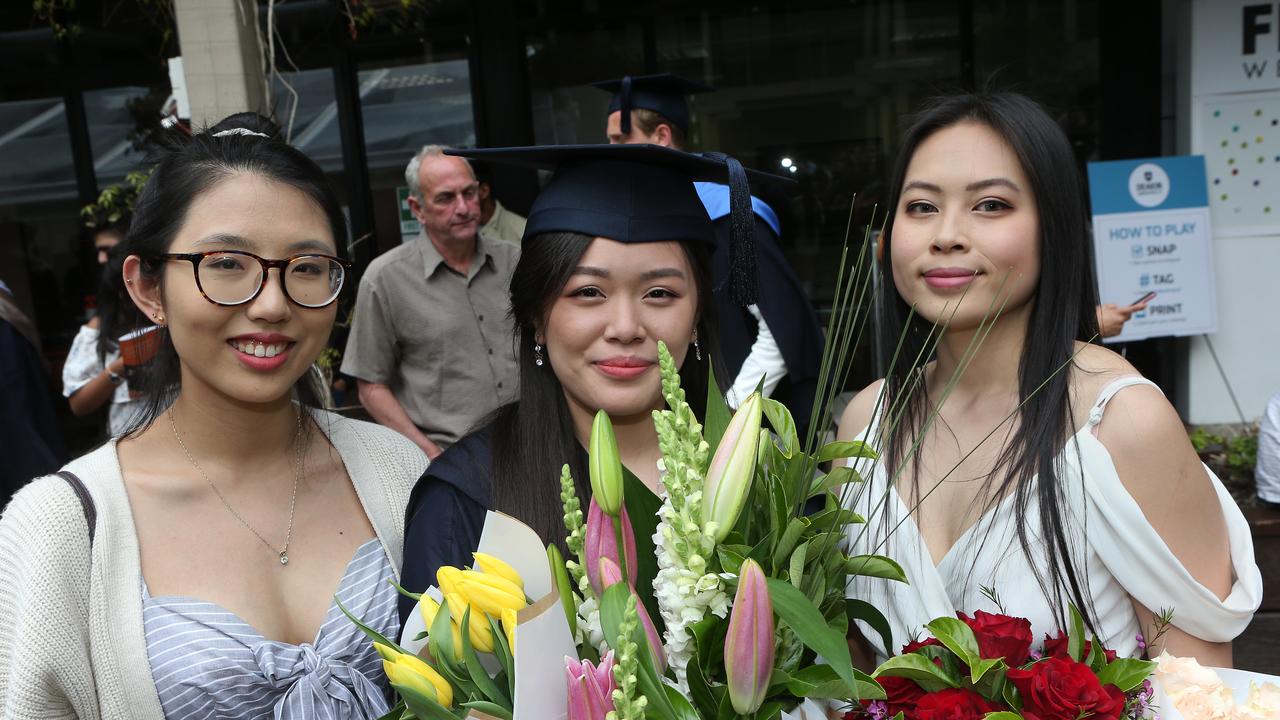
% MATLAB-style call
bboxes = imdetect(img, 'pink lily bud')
[725,558,775,714]
[565,652,616,720]
[584,498,638,596]
[703,393,763,542]
[598,558,667,673]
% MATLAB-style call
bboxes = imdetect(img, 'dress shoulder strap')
[1086,376,1163,433]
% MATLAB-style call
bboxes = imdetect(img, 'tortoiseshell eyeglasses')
[158,250,352,308]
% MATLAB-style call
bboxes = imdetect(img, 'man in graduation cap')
[591,73,825,436]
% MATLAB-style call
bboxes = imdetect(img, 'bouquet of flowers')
[345,338,905,719]
[539,341,899,719]
[1151,652,1280,720]
[846,604,1158,720]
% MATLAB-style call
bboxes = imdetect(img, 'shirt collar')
[416,229,496,283]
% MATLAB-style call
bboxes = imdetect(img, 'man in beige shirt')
[342,146,519,458]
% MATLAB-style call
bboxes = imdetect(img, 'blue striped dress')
[142,539,398,719]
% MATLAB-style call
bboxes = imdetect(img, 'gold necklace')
[168,407,303,566]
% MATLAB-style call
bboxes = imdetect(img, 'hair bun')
[206,112,282,140]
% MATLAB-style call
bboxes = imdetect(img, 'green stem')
[613,515,631,587]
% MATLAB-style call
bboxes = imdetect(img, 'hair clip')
[212,128,269,139]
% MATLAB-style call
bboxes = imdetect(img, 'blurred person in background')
[0,279,65,503]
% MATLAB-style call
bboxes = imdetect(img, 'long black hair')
[877,91,1101,629]
[489,232,727,546]
[120,112,347,436]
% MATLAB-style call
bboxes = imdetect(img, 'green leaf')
[788,541,808,588]
[846,599,894,659]
[486,615,515,698]
[429,596,460,673]
[459,609,511,708]
[390,579,423,601]
[1067,604,1086,662]
[816,440,877,463]
[460,700,514,719]
[684,640,719,716]
[600,584,684,720]
[397,683,458,720]
[804,507,866,533]
[771,518,808,572]
[766,577,872,700]
[982,713,1024,720]
[1096,658,1156,693]
[1002,673,1022,710]
[704,362,732,451]
[762,397,799,458]
[786,664,884,700]
[1086,634,1104,672]
[335,595,411,655]
[845,554,908,583]
[807,466,859,498]
[873,653,961,693]
[621,465,663,630]
[925,617,982,668]
[716,544,749,576]
[660,683,700,720]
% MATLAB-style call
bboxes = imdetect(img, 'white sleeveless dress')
[844,377,1263,660]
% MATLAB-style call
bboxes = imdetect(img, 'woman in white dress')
[838,91,1261,667]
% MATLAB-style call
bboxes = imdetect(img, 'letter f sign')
[1244,4,1273,55]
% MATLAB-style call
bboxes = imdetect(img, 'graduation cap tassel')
[619,75,633,134]
[714,153,758,308]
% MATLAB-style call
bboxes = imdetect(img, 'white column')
[173,0,268,127]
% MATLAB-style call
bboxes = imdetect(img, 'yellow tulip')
[383,651,454,708]
[445,592,494,653]
[436,566,464,597]
[419,596,462,661]
[458,571,526,616]
[472,552,525,591]
[501,607,518,653]
[372,642,398,663]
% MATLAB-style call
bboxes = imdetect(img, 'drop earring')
[693,337,702,362]
[534,343,544,367]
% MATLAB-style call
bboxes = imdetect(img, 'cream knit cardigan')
[0,410,427,719]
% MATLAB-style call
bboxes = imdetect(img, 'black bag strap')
[55,470,96,546]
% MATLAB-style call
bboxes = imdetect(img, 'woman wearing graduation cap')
[397,144,773,623]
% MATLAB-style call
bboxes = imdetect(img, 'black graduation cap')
[446,143,787,307]
[589,74,715,135]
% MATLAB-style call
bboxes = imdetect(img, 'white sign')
[1193,0,1280,94]
[1087,156,1218,343]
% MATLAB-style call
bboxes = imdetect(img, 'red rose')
[861,675,927,717]
[958,610,1033,664]
[901,636,943,654]
[914,688,1006,720]
[1006,656,1127,720]
[1042,632,1118,663]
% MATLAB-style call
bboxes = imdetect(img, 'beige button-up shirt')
[481,200,527,246]
[341,231,520,449]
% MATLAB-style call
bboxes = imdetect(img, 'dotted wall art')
[1198,91,1280,237]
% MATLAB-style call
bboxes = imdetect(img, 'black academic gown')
[711,215,825,439]
[400,429,494,624]
[399,424,669,626]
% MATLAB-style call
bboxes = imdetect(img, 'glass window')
[84,86,154,186]
[273,68,345,174]
[359,57,476,253]
[973,0,1101,167]
[0,96,85,341]
[0,97,76,205]
[524,22,646,145]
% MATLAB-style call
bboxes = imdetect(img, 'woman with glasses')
[0,113,426,719]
